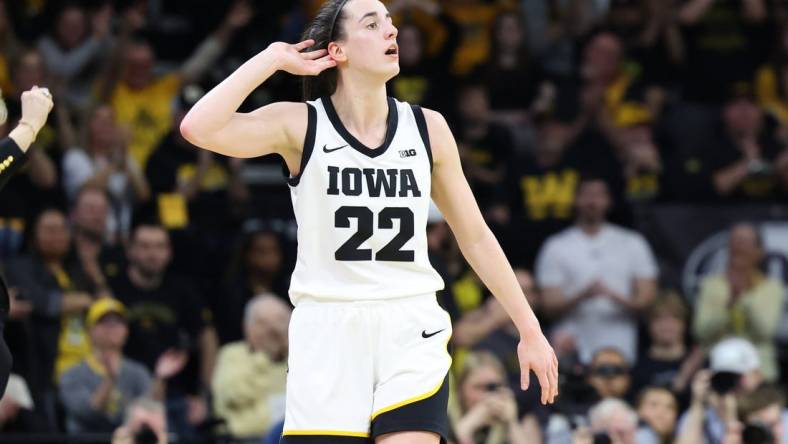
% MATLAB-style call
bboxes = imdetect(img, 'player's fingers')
[302,48,328,60]
[536,367,550,405]
[294,39,315,51]
[521,362,531,390]
[549,361,559,403]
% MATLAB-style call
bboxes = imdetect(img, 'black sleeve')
[0,137,27,192]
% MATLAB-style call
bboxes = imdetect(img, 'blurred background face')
[536,120,571,159]
[728,224,762,270]
[588,350,631,399]
[460,365,506,410]
[582,33,622,82]
[637,388,678,438]
[495,12,523,52]
[124,43,155,90]
[128,227,172,277]
[458,86,490,123]
[596,408,637,444]
[723,98,762,138]
[745,404,784,444]
[244,300,290,360]
[514,268,540,307]
[15,50,46,93]
[246,232,283,275]
[35,210,71,259]
[574,180,611,225]
[89,105,118,149]
[56,6,87,50]
[91,314,129,350]
[648,310,685,346]
[73,189,109,237]
[397,25,422,67]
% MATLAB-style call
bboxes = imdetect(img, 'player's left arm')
[424,108,558,405]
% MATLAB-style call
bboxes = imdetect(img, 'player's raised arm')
[425,108,559,405]
[179,39,336,159]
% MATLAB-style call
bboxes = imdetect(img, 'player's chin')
[382,64,400,80]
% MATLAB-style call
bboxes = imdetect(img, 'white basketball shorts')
[280,292,453,443]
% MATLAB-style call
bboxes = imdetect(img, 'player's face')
[332,0,400,82]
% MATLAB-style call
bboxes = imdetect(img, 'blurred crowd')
[0,0,787,443]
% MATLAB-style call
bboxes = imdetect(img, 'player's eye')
[367,21,378,30]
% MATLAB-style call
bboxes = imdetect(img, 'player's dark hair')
[301,0,351,101]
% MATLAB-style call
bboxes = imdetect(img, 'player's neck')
[331,82,389,137]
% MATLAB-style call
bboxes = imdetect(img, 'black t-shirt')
[475,60,542,111]
[456,122,514,211]
[108,271,208,394]
[680,0,773,103]
[704,130,786,201]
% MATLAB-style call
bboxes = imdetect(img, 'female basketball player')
[181,1,557,443]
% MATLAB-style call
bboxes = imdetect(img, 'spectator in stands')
[59,298,187,434]
[452,351,540,444]
[212,294,289,440]
[707,87,788,201]
[386,0,460,110]
[36,3,112,111]
[675,337,765,444]
[61,105,150,240]
[70,186,126,288]
[536,175,658,364]
[476,10,542,127]
[735,383,787,444]
[632,291,701,398]
[98,1,253,168]
[453,82,514,213]
[694,223,785,381]
[610,114,664,203]
[678,0,769,104]
[0,1,19,95]
[4,208,96,418]
[111,397,168,444]
[217,228,289,344]
[576,398,643,444]
[587,348,632,402]
[108,222,218,441]
[755,25,788,130]
[0,374,50,433]
[636,387,679,444]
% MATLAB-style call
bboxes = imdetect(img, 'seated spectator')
[0,374,50,433]
[735,383,787,444]
[61,105,151,240]
[536,175,658,364]
[452,351,540,444]
[36,3,112,111]
[111,397,168,444]
[70,185,127,285]
[59,298,187,433]
[694,223,785,381]
[212,294,290,440]
[636,387,679,444]
[610,114,664,203]
[632,291,702,398]
[675,337,765,444]
[4,208,97,415]
[707,87,788,201]
[108,222,218,441]
[577,398,645,444]
[217,228,289,344]
[588,348,632,402]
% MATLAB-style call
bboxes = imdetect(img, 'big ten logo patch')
[399,149,417,158]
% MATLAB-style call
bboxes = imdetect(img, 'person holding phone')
[0,85,54,395]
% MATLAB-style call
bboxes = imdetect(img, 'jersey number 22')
[334,206,414,262]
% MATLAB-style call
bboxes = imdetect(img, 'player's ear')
[327,41,347,63]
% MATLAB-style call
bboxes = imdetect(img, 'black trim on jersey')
[410,105,433,173]
[370,373,450,444]
[287,103,318,187]
[280,435,371,444]
[321,96,398,158]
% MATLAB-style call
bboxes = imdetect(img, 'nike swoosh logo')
[323,144,348,153]
[421,329,445,339]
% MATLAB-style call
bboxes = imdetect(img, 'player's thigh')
[375,431,441,444]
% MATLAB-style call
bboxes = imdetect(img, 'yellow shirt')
[693,273,785,381]
[53,268,91,381]
[755,65,788,125]
[212,342,287,438]
[111,74,181,168]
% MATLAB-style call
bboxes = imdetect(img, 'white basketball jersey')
[286,97,445,304]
